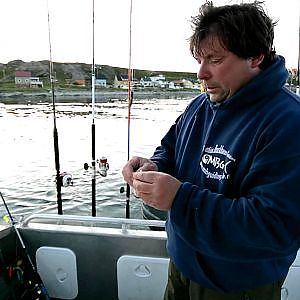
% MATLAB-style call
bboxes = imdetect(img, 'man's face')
[195,36,261,103]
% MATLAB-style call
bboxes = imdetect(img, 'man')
[122,2,300,299]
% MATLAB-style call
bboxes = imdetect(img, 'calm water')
[0,96,192,222]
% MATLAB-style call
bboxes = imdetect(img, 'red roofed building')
[15,70,43,88]
[15,71,31,87]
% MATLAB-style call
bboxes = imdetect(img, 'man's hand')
[122,156,158,186]
[132,171,181,211]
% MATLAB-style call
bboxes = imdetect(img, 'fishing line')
[125,0,134,219]
[0,192,49,299]
[47,0,63,215]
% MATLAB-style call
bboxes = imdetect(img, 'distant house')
[65,79,86,87]
[140,77,155,88]
[30,77,44,88]
[73,79,86,86]
[172,79,194,89]
[15,71,43,88]
[113,74,127,89]
[95,75,107,88]
[140,74,168,88]
[149,74,166,82]
[181,79,194,89]
[15,71,31,87]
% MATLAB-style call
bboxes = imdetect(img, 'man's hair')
[189,1,277,69]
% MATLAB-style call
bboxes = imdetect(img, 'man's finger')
[133,171,156,183]
[133,179,152,195]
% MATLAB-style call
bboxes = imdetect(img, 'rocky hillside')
[0,60,197,86]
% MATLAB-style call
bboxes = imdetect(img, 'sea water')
[0,96,192,222]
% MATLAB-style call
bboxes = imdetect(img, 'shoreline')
[0,89,200,104]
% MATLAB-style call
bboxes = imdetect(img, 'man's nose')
[197,62,211,81]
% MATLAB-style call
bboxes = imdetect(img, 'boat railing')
[22,213,166,231]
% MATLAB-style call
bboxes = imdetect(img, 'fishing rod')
[297,13,300,96]
[83,0,109,216]
[125,0,134,219]
[47,0,63,215]
[91,0,97,216]
[0,192,49,299]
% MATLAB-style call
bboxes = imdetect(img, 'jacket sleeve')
[169,123,300,262]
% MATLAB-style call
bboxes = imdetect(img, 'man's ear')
[250,54,264,68]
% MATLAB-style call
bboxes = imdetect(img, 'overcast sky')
[0,0,299,72]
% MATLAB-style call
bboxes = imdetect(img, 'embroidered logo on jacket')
[200,145,235,181]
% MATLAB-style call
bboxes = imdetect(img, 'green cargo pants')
[164,261,284,300]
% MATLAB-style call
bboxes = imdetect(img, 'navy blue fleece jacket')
[151,56,300,292]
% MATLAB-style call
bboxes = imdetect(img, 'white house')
[95,78,107,87]
[30,77,43,88]
[149,74,166,82]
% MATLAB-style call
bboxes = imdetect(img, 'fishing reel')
[58,172,73,187]
[84,156,109,177]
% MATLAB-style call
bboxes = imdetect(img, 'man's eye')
[210,58,222,64]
